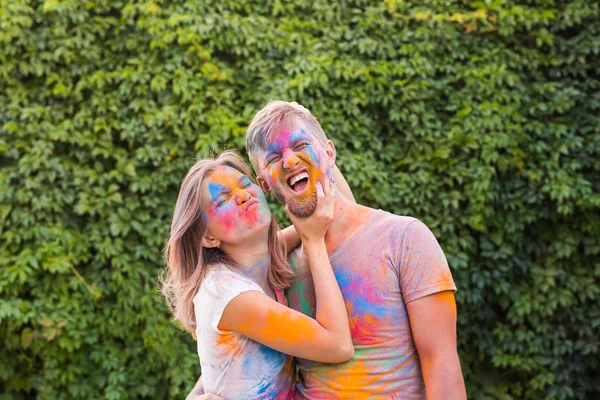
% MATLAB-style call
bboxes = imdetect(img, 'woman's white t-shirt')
[193,264,296,399]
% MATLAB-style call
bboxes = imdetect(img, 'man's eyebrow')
[266,147,280,155]
[263,149,280,162]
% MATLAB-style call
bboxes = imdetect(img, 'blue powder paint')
[334,266,389,319]
[207,182,228,202]
[240,342,288,398]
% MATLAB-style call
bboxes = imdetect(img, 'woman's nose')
[236,191,251,205]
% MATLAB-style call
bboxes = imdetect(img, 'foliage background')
[1,0,599,399]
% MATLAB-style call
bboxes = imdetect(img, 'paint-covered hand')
[285,178,335,245]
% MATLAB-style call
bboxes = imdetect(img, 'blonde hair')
[159,150,294,338]
[246,101,328,174]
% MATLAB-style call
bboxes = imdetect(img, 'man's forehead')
[257,124,315,154]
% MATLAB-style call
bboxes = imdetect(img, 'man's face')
[254,121,333,217]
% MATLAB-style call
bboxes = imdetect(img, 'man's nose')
[282,150,301,170]
[235,191,251,206]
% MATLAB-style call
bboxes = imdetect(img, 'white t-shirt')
[193,264,295,400]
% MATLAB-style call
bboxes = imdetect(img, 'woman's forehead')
[208,165,245,181]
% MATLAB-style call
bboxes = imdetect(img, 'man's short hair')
[246,101,328,173]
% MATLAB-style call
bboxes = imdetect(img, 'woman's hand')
[285,178,335,245]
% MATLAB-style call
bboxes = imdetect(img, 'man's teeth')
[289,172,309,186]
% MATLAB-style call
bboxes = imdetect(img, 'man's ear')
[257,177,271,194]
[325,140,337,164]
[201,234,220,249]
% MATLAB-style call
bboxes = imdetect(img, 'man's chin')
[286,195,317,218]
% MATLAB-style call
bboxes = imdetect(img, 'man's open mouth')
[286,170,309,194]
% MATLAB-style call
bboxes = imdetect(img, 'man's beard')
[286,187,317,217]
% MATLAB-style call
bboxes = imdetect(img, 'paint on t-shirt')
[194,264,295,399]
[287,210,457,399]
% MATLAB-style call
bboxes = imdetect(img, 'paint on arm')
[219,290,353,363]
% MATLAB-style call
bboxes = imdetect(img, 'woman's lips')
[244,199,259,212]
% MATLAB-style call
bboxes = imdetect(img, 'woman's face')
[201,166,272,246]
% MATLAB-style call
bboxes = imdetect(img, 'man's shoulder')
[367,208,421,233]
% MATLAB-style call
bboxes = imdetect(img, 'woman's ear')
[202,234,220,249]
[326,140,337,164]
[257,177,271,194]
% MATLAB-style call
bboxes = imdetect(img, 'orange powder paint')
[239,308,316,344]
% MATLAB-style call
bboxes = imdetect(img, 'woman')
[160,151,353,399]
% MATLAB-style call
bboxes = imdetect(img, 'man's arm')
[406,290,467,400]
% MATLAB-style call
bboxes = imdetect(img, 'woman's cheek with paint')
[211,200,260,241]
[206,201,239,238]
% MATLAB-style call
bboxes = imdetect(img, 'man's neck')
[324,192,374,255]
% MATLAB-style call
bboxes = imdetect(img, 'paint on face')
[202,166,271,245]
[257,122,331,217]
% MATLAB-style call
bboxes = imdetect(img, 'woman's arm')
[277,164,355,253]
[220,179,353,363]
[219,284,353,363]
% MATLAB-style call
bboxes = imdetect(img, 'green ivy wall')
[1,0,599,399]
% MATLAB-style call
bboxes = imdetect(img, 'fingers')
[322,176,331,196]
[316,181,325,198]
[322,175,335,204]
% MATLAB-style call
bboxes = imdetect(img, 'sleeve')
[396,219,457,303]
[201,268,264,332]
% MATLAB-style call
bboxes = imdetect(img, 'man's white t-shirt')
[193,264,295,400]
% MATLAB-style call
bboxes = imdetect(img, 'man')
[245,101,466,399]
[189,101,466,399]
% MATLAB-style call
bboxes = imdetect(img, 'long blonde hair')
[160,150,294,338]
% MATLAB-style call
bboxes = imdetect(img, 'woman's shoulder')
[196,264,263,302]
[193,264,265,331]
